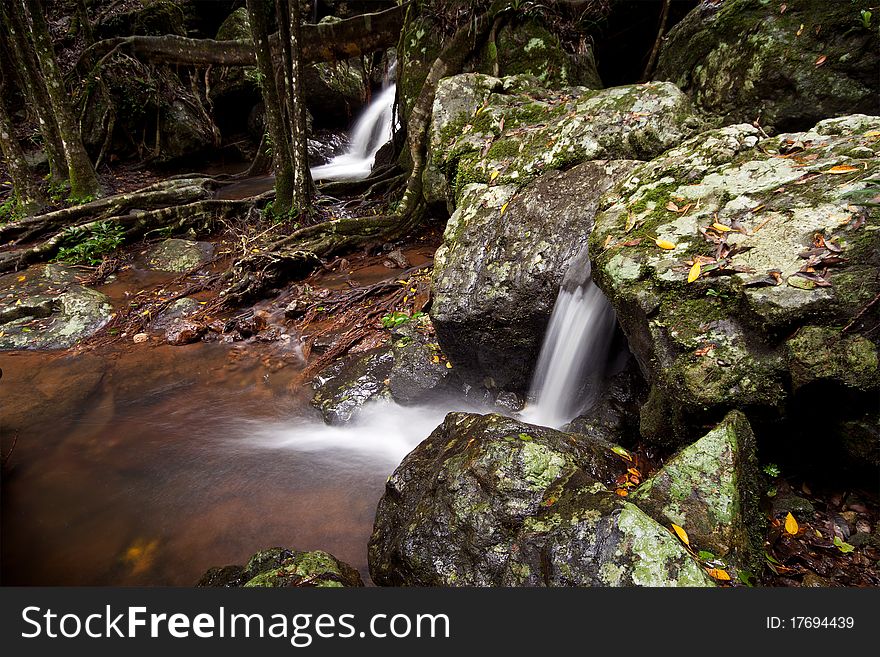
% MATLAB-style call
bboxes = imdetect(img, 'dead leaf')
[822,165,859,174]
[489,170,500,182]
[707,568,731,581]
[624,212,637,232]
[666,201,680,212]
[615,488,628,497]
[655,238,677,250]
[500,202,509,216]
[603,235,614,249]
[671,524,690,546]
[711,222,732,232]
[796,23,804,37]
[621,238,643,247]
[687,261,702,283]
[785,512,799,535]
[694,343,716,357]
[814,54,827,67]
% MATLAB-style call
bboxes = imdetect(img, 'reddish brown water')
[0,341,402,585]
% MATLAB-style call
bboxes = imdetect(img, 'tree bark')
[641,0,671,82]
[1,1,67,186]
[246,0,294,214]
[18,0,101,200]
[78,4,407,70]
[0,92,45,216]
[282,0,313,214]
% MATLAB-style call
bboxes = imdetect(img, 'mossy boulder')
[430,159,639,391]
[0,264,113,350]
[588,115,880,461]
[198,547,363,588]
[655,0,879,132]
[368,412,713,586]
[388,315,455,405]
[216,7,250,41]
[142,239,214,273]
[427,74,700,210]
[630,411,764,576]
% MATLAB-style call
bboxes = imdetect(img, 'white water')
[241,399,459,466]
[310,84,397,181]
[523,249,617,429]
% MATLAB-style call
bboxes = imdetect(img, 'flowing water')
[309,84,398,182]
[523,246,617,428]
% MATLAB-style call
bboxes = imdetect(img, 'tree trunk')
[246,0,294,214]
[78,4,407,70]
[0,92,45,216]
[18,0,101,200]
[281,0,313,214]
[1,1,67,186]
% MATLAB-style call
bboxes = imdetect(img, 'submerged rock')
[369,412,712,586]
[588,115,880,461]
[0,265,113,350]
[655,0,879,132]
[631,411,764,575]
[430,160,638,391]
[199,547,363,588]
[143,239,214,273]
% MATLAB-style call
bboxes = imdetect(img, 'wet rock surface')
[199,547,364,588]
[368,412,719,586]
[142,239,215,273]
[430,160,639,391]
[311,347,394,424]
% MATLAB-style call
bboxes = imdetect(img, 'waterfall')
[523,246,617,428]
[310,83,397,182]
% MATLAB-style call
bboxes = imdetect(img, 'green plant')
[763,463,780,477]
[54,220,126,265]
[0,198,19,224]
[860,9,872,29]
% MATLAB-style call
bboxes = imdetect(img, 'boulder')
[588,115,880,462]
[311,347,394,424]
[151,297,202,330]
[142,239,214,273]
[387,315,455,405]
[369,412,715,586]
[630,411,764,575]
[655,0,879,132]
[430,160,638,391]
[426,74,700,209]
[0,265,113,350]
[198,547,363,588]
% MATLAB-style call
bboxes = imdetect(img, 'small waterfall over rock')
[310,80,397,182]
[523,246,617,428]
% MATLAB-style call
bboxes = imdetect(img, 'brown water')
[0,341,420,586]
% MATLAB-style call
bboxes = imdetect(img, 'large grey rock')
[311,347,394,424]
[430,160,638,391]
[426,74,700,209]
[655,0,879,132]
[368,412,714,587]
[0,264,113,350]
[588,115,880,461]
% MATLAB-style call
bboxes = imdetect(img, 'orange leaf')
[687,261,702,283]
[665,201,680,212]
[822,164,859,174]
[784,512,799,535]
[655,238,677,250]
[707,568,731,581]
[671,523,690,546]
[615,488,628,497]
[814,54,827,67]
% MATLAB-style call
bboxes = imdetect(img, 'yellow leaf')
[707,568,731,581]
[671,523,690,546]
[17,275,26,282]
[784,512,799,535]
[500,202,509,216]
[822,165,859,174]
[712,222,732,232]
[445,361,452,369]
[865,130,880,138]
[655,238,677,250]
[489,170,500,182]
[687,261,702,283]
[432,355,440,363]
